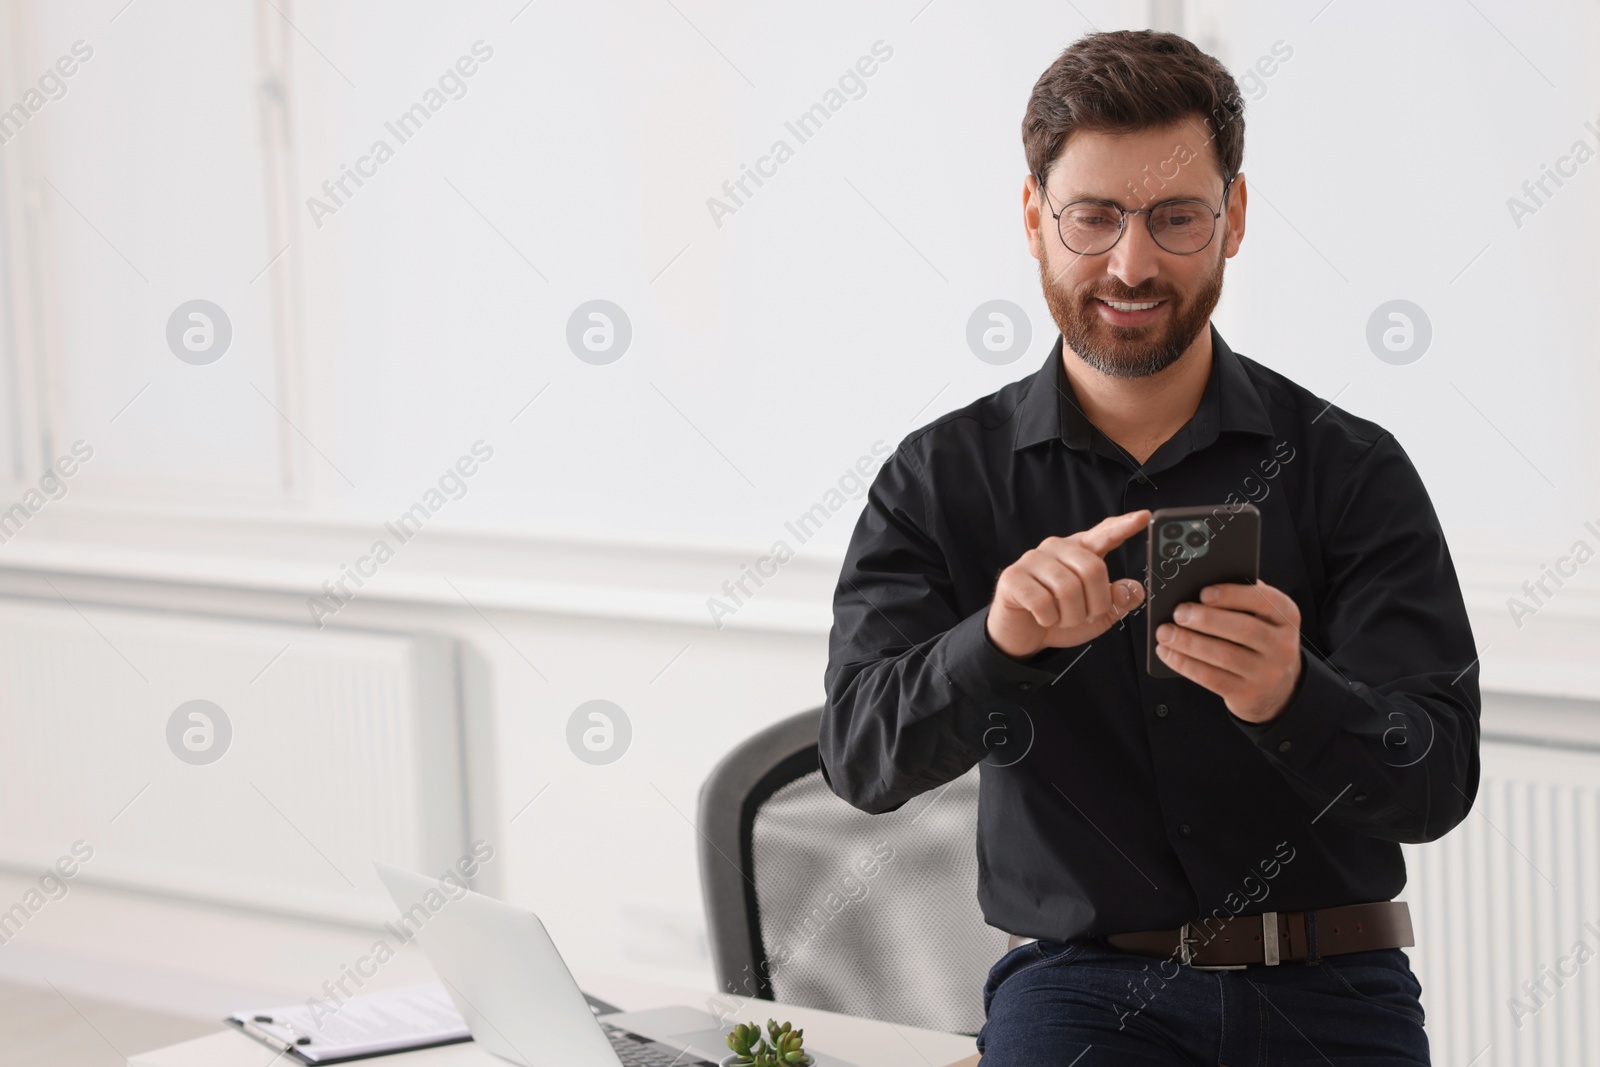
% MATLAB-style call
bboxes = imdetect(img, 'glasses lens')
[1149,201,1216,254]
[1058,202,1122,254]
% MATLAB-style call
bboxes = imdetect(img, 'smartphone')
[1145,504,1261,679]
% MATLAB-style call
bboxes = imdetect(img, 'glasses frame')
[1038,173,1236,256]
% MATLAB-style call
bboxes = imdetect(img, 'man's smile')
[1095,296,1168,326]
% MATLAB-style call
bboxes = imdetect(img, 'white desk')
[128,969,981,1067]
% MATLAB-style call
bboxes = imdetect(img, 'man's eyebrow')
[1059,188,1216,205]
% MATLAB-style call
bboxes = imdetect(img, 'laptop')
[373,862,746,1067]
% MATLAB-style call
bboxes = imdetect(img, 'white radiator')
[0,595,467,924]
[1404,736,1600,1066]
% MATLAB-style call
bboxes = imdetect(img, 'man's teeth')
[1102,299,1162,312]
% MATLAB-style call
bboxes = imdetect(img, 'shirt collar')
[1012,322,1275,454]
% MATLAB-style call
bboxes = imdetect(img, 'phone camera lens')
[1184,530,1207,548]
[1162,542,1183,558]
[1161,523,1183,540]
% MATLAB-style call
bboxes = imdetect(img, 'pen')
[238,1019,293,1055]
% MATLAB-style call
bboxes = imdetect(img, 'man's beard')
[1039,244,1226,379]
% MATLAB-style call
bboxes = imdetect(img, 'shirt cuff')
[933,604,1072,701]
[1228,649,1358,769]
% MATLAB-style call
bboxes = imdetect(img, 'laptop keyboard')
[600,1021,719,1067]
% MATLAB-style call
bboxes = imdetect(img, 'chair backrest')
[696,705,1007,1035]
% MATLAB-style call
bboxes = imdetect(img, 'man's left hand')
[1155,579,1303,724]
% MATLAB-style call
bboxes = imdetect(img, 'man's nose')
[1104,215,1162,290]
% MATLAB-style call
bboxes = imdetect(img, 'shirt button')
[1136,473,1150,485]
[1352,793,1368,802]
[1179,823,1192,837]
[1018,681,1033,691]
[1277,740,1292,752]
[1154,704,1169,717]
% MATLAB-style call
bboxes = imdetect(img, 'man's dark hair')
[1022,29,1245,192]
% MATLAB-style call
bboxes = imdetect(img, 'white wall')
[11,0,1596,559]
[0,0,1598,1059]
[9,0,1600,560]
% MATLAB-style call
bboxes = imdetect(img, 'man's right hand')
[985,510,1150,660]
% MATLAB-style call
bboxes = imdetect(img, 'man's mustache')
[1086,288,1174,302]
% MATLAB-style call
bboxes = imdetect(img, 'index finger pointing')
[1075,509,1152,557]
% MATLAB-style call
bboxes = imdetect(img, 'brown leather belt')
[1006,901,1412,970]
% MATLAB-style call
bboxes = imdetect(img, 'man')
[820,29,1478,1066]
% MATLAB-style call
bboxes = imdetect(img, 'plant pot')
[719,1056,813,1067]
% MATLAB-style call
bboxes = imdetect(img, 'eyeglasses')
[1038,175,1234,256]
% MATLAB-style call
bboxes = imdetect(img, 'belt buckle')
[1179,922,1247,971]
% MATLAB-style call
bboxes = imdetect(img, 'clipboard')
[225,982,471,1064]
[227,982,624,1064]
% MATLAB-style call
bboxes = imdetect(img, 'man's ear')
[1023,173,1046,262]
[1223,172,1247,258]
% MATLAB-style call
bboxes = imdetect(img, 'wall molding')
[1,499,1599,700]
[0,498,842,634]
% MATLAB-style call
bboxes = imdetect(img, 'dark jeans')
[976,935,1430,1065]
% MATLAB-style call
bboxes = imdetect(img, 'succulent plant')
[723,1018,808,1066]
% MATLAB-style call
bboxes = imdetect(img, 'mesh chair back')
[697,706,1007,1034]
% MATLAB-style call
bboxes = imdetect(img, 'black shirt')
[819,323,1481,942]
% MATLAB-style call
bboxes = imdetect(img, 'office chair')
[697,705,1007,1035]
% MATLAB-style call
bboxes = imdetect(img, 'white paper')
[229,982,470,1062]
